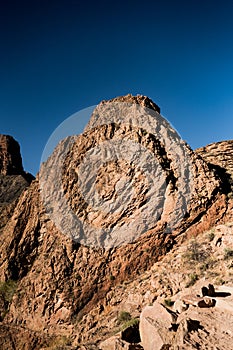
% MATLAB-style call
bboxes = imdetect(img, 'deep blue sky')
[1,0,233,175]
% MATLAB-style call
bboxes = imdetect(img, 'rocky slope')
[98,222,233,349]
[0,95,232,349]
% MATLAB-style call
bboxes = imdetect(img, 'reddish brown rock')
[0,95,233,349]
[196,140,233,190]
[0,135,24,176]
[0,135,34,234]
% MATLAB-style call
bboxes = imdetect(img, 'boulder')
[182,294,215,308]
[99,335,143,350]
[139,302,176,350]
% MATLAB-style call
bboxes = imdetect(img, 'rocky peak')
[0,135,24,175]
[0,96,233,349]
[101,93,161,113]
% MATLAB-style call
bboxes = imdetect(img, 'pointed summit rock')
[0,135,24,175]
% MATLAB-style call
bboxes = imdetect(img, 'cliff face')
[0,134,24,176]
[0,135,34,235]
[0,96,232,349]
[196,140,233,190]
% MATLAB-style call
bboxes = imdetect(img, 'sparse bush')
[186,273,198,287]
[183,240,208,264]
[200,258,215,272]
[0,279,17,304]
[121,318,139,331]
[215,277,225,285]
[200,262,209,272]
[164,298,173,307]
[118,311,131,323]
[0,279,18,320]
[46,336,71,350]
[208,230,215,242]
[224,248,233,260]
[109,274,115,281]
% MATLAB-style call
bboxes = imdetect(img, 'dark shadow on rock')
[122,324,141,344]
[187,319,204,332]
[198,299,216,308]
[214,292,231,298]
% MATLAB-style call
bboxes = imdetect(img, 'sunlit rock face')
[0,96,232,349]
[196,140,233,190]
[0,134,24,176]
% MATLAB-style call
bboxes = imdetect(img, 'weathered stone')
[196,140,233,190]
[182,294,203,307]
[0,135,34,234]
[0,324,51,350]
[0,135,24,175]
[181,294,215,308]
[174,299,189,313]
[174,318,202,346]
[0,96,233,349]
[139,302,176,349]
[99,335,143,350]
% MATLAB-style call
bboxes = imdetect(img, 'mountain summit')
[0,96,232,349]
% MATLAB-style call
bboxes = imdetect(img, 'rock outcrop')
[139,283,233,350]
[196,140,233,190]
[0,134,24,176]
[0,96,233,349]
[0,135,34,235]
[139,302,177,349]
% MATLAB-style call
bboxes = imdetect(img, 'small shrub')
[0,280,18,320]
[109,274,115,281]
[121,318,139,331]
[215,278,225,285]
[141,129,147,136]
[118,311,131,323]
[200,258,215,272]
[224,248,233,260]
[164,298,174,307]
[208,231,215,242]
[200,262,209,271]
[183,240,208,264]
[0,280,17,304]
[186,273,198,287]
[46,336,71,350]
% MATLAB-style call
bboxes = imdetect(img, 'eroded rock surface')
[0,135,34,234]
[196,140,233,190]
[139,302,176,349]
[0,96,233,349]
[0,135,24,176]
